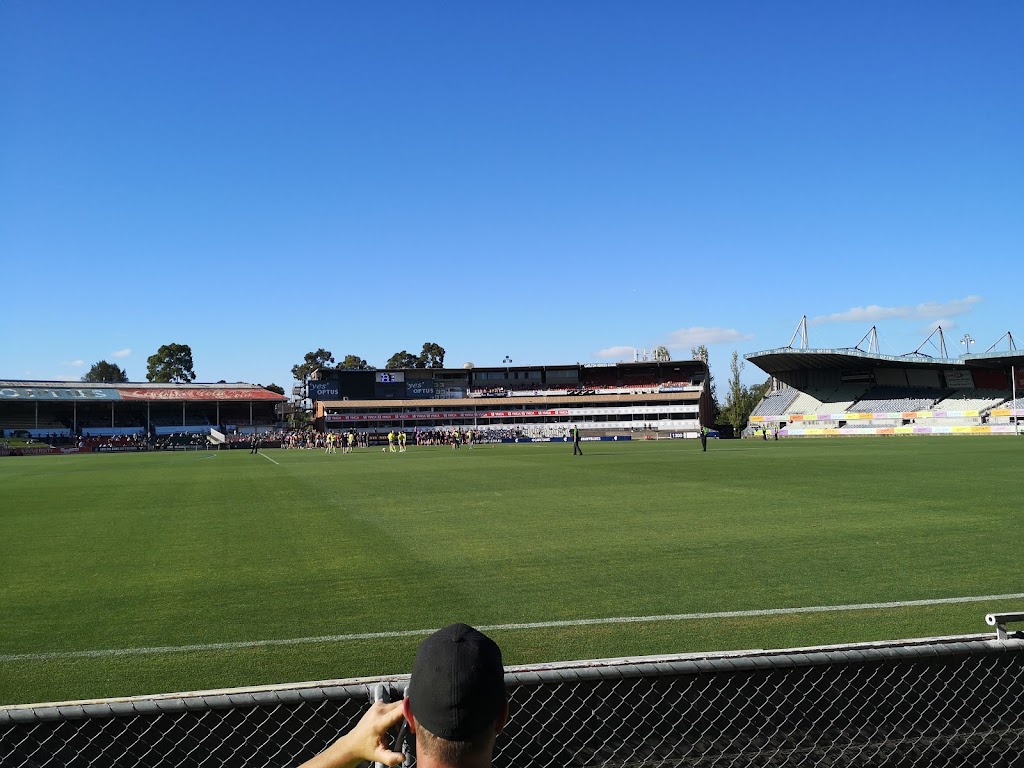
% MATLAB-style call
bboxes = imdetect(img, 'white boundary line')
[3,592,1021,664]
[256,452,279,464]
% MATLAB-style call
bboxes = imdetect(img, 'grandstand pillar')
[182,401,185,427]
[73,402,77,435]
[1014,365,1019,435]
[35,401,38,429]
[249,401,253,426]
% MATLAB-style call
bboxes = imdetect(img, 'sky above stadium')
[2,3,1021,388]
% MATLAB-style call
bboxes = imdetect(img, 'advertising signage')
[0,386,121,401]
[406,379,435,398]
[308,380,341,400]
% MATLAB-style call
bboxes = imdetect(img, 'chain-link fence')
[3,632,1023,767]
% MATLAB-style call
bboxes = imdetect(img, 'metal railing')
[3,631,1023,767]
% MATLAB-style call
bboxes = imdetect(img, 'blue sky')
[2,2,1021,388]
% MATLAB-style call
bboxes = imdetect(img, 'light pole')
[960,334,975,354]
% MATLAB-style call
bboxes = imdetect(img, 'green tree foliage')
[386,350,420,369]
[418,342,445,368]
[721,351,765,436]
[386,342,446,369]
[146,343,196,383]
[263,383,285,395]
[653,345,671,362]
[291,349,334,382]
[339,355,371,369]
[82,360,129,383]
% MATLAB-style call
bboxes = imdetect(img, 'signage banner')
[0,386,121,401]
[406,379,435,398]
[943,370,975,389]
[118,388,285,401]
[307,381,340,400]
[325,408,572,422]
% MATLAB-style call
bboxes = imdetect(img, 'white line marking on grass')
[3,592,1021,663]
[257,452,279,465]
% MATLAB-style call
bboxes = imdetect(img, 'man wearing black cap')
[300,623,508,768]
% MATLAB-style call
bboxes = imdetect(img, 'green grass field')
[1,437,1021,706]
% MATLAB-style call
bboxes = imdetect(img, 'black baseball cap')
[408,623,506,741]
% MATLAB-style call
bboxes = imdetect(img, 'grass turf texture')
[1,437,1021,705]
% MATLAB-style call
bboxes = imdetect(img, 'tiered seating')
[582,369,618,388]
[751,389,799,418]
[784,391,824,415]
[0,416,67,430]
[848,387,944,413]
[934,390,1008,412]
[780,384,865,417]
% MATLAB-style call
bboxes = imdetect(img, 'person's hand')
[299,700,405,768]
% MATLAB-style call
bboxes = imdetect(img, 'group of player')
[319,427,483,455]
[323,431,358,454]
[384,430,408,453]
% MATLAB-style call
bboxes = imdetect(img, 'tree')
[386,350,419,369]
[653,345,671,362]
[691,344,721,419]
[418,342,446,368]
[82,360,128,383]
[339,354,371,369]
[146,343,196,383]
[291,349,334,382]
[721,351,763,436]
[263,383,285,395]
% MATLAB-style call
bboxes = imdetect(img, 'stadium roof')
[0,381,286,402]
[745,347,1024,377]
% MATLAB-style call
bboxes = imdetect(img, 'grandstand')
[0,381,286,443]
[746,323,1024,436]
[308,361,713,437]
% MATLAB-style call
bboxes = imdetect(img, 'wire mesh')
[2,635,1022,767]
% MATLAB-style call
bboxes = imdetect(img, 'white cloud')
[595,345,636,360]
[596,327,754,361]
[914,296,981,319]
[810,295,981,326]
[809,304,911,325]
[61,359,86,368]
[665,326,754,349]
[112,348,132,358]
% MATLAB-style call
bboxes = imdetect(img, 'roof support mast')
[913,326,948,358]
[984,331,1017,353]
[788,316,809,350]
[854,326,880,355]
